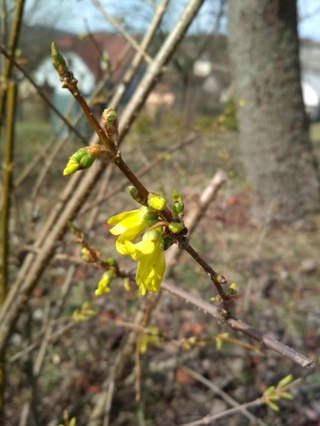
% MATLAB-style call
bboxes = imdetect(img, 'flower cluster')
[106,190,185,295]
[116,228,166,295]
[108,193,168,295]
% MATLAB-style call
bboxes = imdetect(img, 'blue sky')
[24,0,320,42]
[298,0,320,40]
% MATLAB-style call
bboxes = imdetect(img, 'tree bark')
[228,0,320,223]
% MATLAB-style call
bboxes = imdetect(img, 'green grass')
[310,122,320,144]
[14,120,50,161]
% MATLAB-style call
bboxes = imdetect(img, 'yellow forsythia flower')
[107,206,149,243]
[116,229,166,295]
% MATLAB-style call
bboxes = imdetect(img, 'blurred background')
[1,1,320,425]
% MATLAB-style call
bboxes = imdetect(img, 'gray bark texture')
[228,0,320,223]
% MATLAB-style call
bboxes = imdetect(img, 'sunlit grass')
[310,122,320,144]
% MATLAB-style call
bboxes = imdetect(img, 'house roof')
[55,33,135,82]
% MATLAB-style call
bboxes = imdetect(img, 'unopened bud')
[106,258,118,268]
[63,159,81,175]
[81,247,100,263]
[162,236,173,251]
[51,42,68,75]
[142,209,159,225]
[123,277,131,291]
[128,186,147,205]
[95,270,114,296]
[172,189,184,215]
[227,282,237,297]
[63,148,95,175]
[215,274,227,284]
[86,144,111,159]
[81,247,92,263]
[168,222,185,234]
[147,192,166,211]
[102,108,119,145]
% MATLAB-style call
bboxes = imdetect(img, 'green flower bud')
[81,247,92,263]
[142,209,159,225]
[168,222,185,234]
[267,402,280,412]
[172,189,184,215]
[95,270,114,296]
[123,277,131,291]
[162,236,173,251]
[227,282,237,297]
[128,186,147,205]
[148,192,166,211]
[106,258,118,268]
[277,374,293,388]
[63,148,95,175]
[51,42,68,75]
[63,159,81,175]
[215,274,227,284]
[79,153,95,169]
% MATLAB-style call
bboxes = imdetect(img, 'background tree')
[228,0,320,223]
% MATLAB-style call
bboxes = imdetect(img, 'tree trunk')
[228,0,320,223]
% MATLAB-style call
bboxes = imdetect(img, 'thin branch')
[183,367,268,426]
[161,281,316,369]
[179,374,312,426]
[0,45,88,144]
[32,265,75,378]
[87,168,224,426]
[15,38,131,190]
[108,0,169,109]
[80,133,198,217]
[179,398,263,426]
[166,169,227,268]
[30,97,78,201]
[0,0,205,359]
[52,5,227,302]
[91,0,153,64]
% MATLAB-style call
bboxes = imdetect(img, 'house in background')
[24,33,135,136]
[302,73,320,121]
[300,39,320,122]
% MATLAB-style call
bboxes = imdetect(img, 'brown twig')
[161,281,316,369]
[79,133,198,217]
[0,7,205,420]
[165,169,227,270]
[15,37,130,191]
[87,167,224,426]
[52,43,228,303]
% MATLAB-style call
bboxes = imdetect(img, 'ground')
[3,115,320,425]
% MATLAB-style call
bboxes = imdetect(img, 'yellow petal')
[107,209,140,225]
[116,240,129,255]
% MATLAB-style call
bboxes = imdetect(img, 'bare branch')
[91,0,153,63]
[161,281,316,369]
